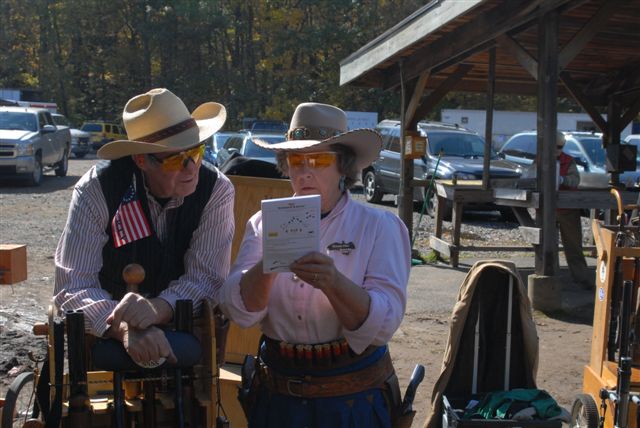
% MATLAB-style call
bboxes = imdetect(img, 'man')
[54,88,235,366]
[556,132,594,289]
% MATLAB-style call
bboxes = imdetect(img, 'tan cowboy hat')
[253,102,382,170]
[97,88,226,160]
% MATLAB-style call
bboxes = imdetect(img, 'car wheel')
[74,152,86,159]
[27,155,43,186]
[55,150,68,177]
[425,187,452,220]
[570,394,598,428]
[363,171,384,203]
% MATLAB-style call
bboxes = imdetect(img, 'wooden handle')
[33,323,48,336]
[123,263,145,293]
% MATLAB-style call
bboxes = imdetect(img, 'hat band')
[288,126,342,141]
[137,118,197,143]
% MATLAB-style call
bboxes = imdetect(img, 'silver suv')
[498,131,609,188]
[364,120,522,219]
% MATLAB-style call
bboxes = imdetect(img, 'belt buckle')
[286,378,305,397]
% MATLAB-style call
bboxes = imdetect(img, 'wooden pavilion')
[339,0,640,308]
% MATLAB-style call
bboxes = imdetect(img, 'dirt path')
[0,157,594,426]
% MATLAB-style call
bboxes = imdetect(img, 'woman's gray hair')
[275,143,359,189]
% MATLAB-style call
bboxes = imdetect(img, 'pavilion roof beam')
[408,64,473,130]
[404,71,430,127]
[497,35,538,80]
[558,0,622,70]
[560,71,608,132]
[339,0,484,87]
[620,96,640,130]
[382,0,569,90]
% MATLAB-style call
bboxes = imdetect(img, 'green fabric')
[463,389,561,420]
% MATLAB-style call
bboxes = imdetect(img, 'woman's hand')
[290,252,371,330]
[289,251,337,291]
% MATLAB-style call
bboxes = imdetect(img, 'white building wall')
[0,89,21,100]
[440,109,633,149]
[345,111,378,130]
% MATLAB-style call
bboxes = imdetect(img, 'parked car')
[215,131,286,167]
[498,131,609,188]
[203,131,237,165]
[0,106,71,185]
[364,120,522,219]
[249,120,288,133]
[52,113,91,159]
[80,120,127,151]
[621,134,640,188]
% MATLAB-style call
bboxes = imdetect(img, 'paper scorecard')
[261,194,321,273]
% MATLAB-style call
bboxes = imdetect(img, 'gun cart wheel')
[2,372,40,428]
[570,394,599,428]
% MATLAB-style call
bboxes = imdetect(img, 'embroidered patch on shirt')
[327,241,355,255]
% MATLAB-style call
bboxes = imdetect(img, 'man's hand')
[107,292,173,330]
[120,324,177,366]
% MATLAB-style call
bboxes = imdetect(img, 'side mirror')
[41,124,57,134]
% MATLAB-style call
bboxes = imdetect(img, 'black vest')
[97,157,217,300]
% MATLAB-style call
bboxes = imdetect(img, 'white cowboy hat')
[97,88,226,160]
[253,102,382,170]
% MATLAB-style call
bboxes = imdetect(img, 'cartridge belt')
[259,349,394,398]
[262,336,378,371]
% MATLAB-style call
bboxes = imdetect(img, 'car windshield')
[0,112,37,131]
[81,123,102,132]
[623,137,640,162]
[245,135,285,158]
[427,131,496,158]
[251,121,288,133]
[213,133,234,151]
[52,115,69,127]
[574,136,605,166]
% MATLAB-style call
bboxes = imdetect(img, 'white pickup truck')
[0,106,71,185]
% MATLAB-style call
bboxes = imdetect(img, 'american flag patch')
[111,183,151,248]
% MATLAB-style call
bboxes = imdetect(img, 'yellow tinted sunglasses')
[287,152,337,169]
[148,144,205,172]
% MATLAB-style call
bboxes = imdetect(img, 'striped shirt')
[54,165,235,336]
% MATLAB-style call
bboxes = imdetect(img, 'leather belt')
[259,350,394,398]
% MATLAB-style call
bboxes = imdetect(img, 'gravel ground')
[350,187,594,261]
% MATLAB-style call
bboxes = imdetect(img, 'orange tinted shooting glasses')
[287,152,337,169]
[148,144,205,172]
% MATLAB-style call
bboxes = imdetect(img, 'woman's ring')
[313,273,318,282]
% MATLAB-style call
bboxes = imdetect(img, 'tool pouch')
[214,307,230,367]
[238,354,260,420]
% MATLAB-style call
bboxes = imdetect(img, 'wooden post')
[483,47,496,190]
[608,96,622,188]
[398,62,414,238]
[536,9,559,277]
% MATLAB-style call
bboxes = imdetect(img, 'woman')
[218,102,411,427]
